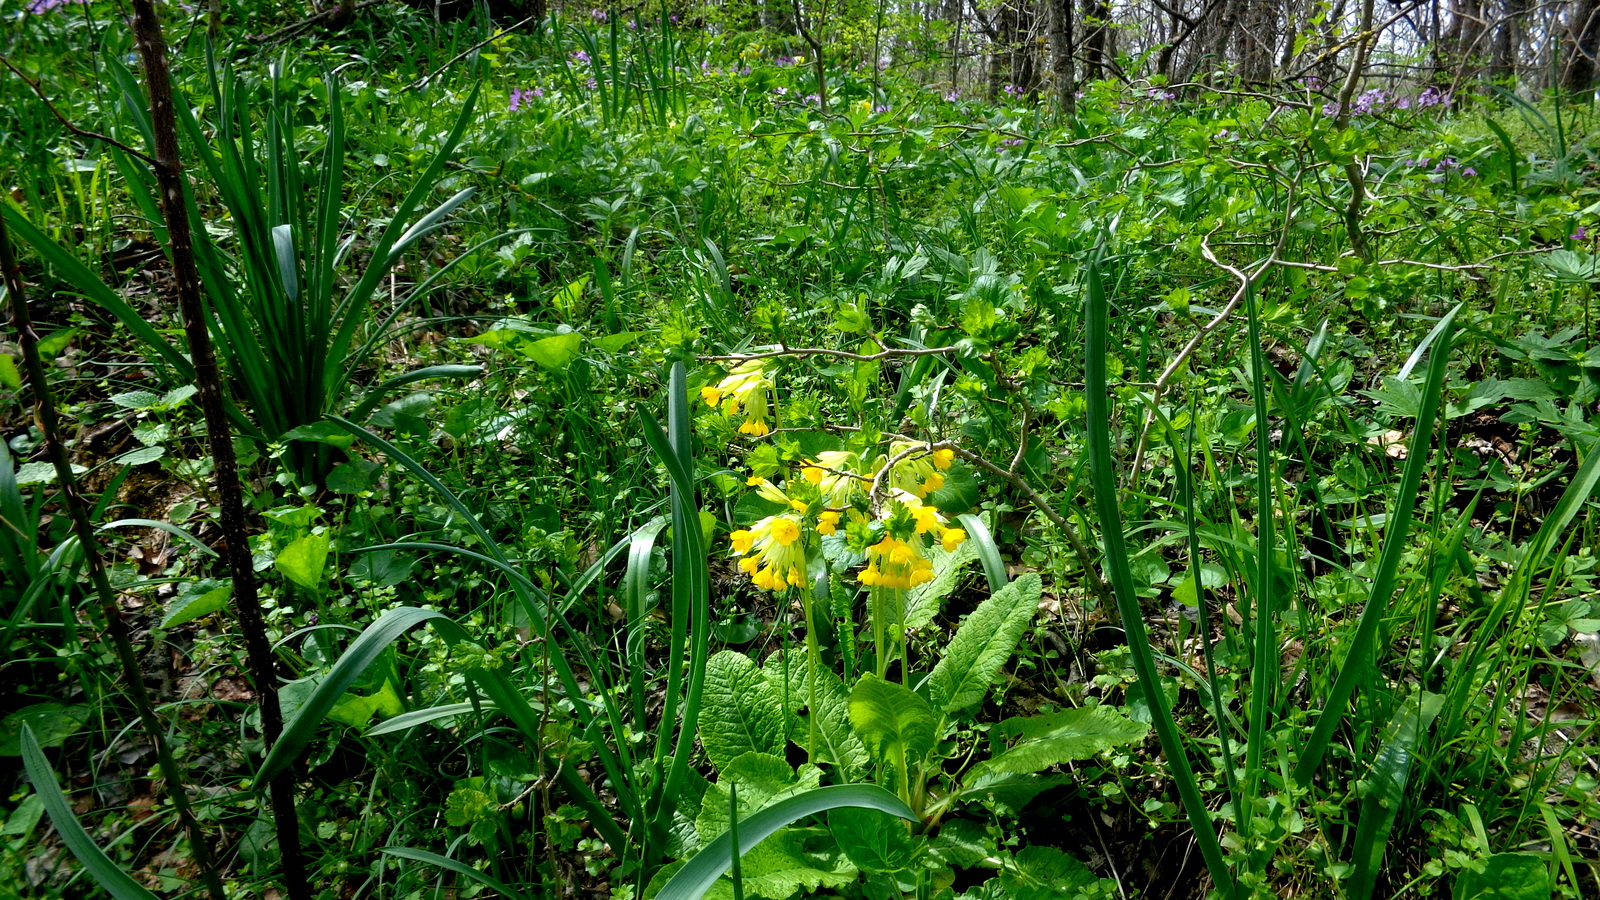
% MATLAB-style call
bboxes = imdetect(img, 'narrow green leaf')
[1084,259,1235,897]
[653,784,915,900]
[1294,307,1458,785]
[21,726,160,900]
[1347,691,1444,900]
[380,847,531,900]
[258,607,449,782]
[100,518,219,558]
[955,513,1007,592]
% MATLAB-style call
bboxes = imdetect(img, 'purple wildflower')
[572,50,591,65]
[26,0,86,13]
[1573,226,1589,241]
[590,7,607,23]
[944,90,961,102]
[804,93,821,105]
[874,104,889,113]
[1003,83,1025,98]
[773,86,788,96]
[510,89,524,111]
[586,77,599,90]
[1461,167,1477,177]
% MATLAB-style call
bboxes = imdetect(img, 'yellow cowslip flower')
[800,450,864,506]
[817,510,841,535]
[859,535,934,589]
[729,513,808,592]
[856,492,967,589]
[702,360,773,437]
[885,441,952,498]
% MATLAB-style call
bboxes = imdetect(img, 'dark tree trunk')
[1049,0,1074,109]
[1082,0,1110,80]
[1564,0,1600,92]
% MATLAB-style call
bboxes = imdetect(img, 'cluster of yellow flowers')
[700,360,773,436]
[725,442,966,593]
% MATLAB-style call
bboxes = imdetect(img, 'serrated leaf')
[114,445,165,466]
[696,753,815,842]
[158,385,198,407]
[764,652,868,777]
[971,706,1147,779]
[162,580,230,627]
[928,573,1041,715]
[275,533,330,590]
[905,540,977,632]
[999,846,1097,900]
[110,390,162,410]
[14,461,84,486]
[829,807,922,873]
[849,674,935,778]
[701,651,786,771]
[0,704,90,755]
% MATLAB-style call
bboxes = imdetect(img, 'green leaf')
[326,459,381,494]
[999,846,1097,900]
[954,513,1008,593]
[763,652,868,777]
[701,651,786,771]
[327,679,404,728]
[258,607,452,782]
[111,390,162,410]
[849,674,935,776]
[1348,691,1445,900]
[518,332,584,371]
[1452,853,1549,900]
[905,540,978,632]
[162,579,231,628]
[275,533,330,590]
[696,753,814,843]
[654,784,916,900]
[829,807,922,874]
[0,352,20,390]
[114,445,165,466]
[381,847,531,900]
[0,704,90,756]
[367,701,506,737]
[928,573,1041,715]
[21,727,160,900]
[970,706,1148,780]
[36,328,76,359]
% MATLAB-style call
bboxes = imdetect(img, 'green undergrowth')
[1,4,1598,900]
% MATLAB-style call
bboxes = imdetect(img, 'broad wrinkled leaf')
[928,573,1041,714]
[700,651,786,771]
[848,674,936,775]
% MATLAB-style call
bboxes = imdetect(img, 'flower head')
[702,360,775,436]
[856,492,966,589]
[1574,226,1589,241]
[730,513,808,591]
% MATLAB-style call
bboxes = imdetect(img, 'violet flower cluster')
[508,87,545,111]
[1324,86,1453,118]
[1403,156,1476,180]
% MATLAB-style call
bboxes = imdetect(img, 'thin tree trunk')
[125,2,312,898]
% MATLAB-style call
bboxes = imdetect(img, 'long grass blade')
[1084,259,1237,898]
[1293,306,1458,785]
[22,726,160,900]
[955,512,1008,592]
[380,847,532,900]
[1346,691,1444,900]
[258,606,450,782]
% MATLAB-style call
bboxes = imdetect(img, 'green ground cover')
[2,4,1598,899]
